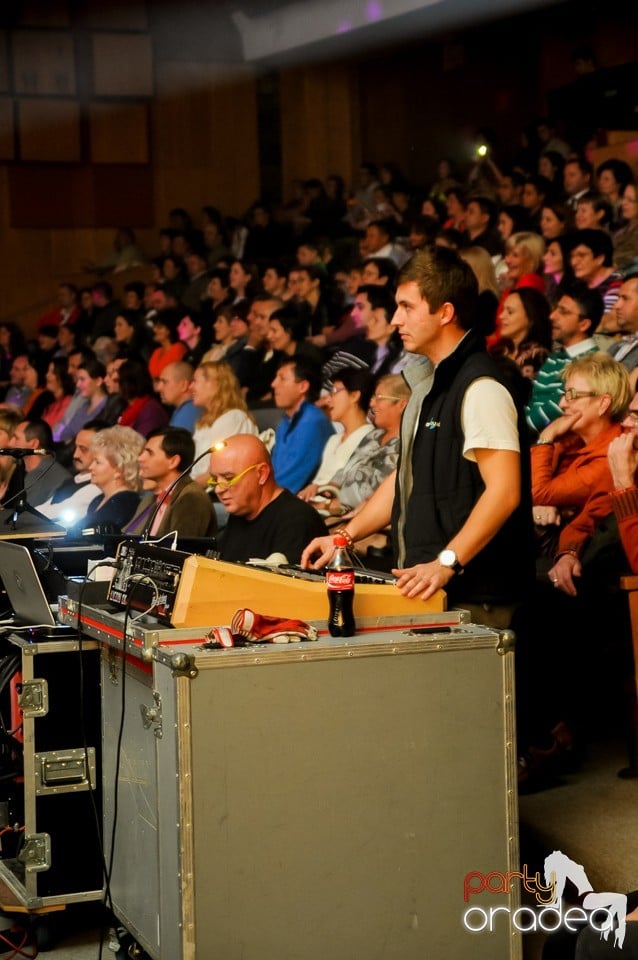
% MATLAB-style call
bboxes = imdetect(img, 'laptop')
[0,541,56,628]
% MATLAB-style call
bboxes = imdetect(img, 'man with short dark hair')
[211,434,327,564]
[129,427,217,538]
[38,420,107,521]
[3,419,72,509]
[303,247,533,627]
[289,265,343,343]
[463,196,503,256]
[323,285,409,381]
[496,169,525,206]
[261,262,289,300]
[89,282,120,342]
[182,249,210,314]
[526,281,603,434]
[271,357,333,493]
[37,282,80,332]
[361,256,399,289]
[607,273,638,384]
[3,356,32,410]
[236,296,283,403]
[569,228,623,322]
[157,361,201,432]
[563,156,593,209]
[364,219,408,267]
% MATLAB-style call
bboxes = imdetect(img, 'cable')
[124,574,160,622]
[145,529,179,548]
[98,583,141,960]
[0,925,37,958]
[70,566,121,960]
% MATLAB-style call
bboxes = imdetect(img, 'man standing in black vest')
[302,246,533,627]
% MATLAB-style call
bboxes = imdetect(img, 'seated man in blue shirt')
[270,356,334,493]
[157,360,202,432]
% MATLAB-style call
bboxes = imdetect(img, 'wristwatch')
[437,548,464,575]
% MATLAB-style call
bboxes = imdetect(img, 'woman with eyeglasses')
[531,353,630,579]
[516,354,631,791]
[189,360,258,487]
[298,368,408,519]
[335,374,410,516]
[297,367,374,514]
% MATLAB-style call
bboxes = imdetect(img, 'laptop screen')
[0,541,56,627]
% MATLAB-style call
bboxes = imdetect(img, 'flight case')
[0,634,103,909]
[74,602,521,960]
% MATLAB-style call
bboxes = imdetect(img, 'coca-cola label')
[326,570,355,590]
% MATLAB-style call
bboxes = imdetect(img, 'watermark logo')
[463,850,627,948]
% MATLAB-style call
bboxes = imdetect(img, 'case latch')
[19,833,51,873]
[140,691,163,739]
[18,679,49,717]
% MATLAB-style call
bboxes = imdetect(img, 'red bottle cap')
[333,535,347,546]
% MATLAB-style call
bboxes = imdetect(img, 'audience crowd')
[0,117,637,797]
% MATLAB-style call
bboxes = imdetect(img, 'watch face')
[439,549,457,567]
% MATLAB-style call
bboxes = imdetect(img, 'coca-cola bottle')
[326,535,356,637]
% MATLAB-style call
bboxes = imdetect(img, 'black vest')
[394,332,534,606]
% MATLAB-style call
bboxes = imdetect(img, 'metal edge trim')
[189,634,502,669]
[503,648,522,960]
[176,676,196,960]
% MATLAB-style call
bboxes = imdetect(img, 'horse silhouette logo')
[544,850,627,949]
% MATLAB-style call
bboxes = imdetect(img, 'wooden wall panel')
[92,33,153,97]
[83,0,148,31]
[9,166,94,226]
[0,34,8,92]
[92,166,154,225]
[18,99,81,161]
[279,63,358,192]
[17,1,71,28]
[0,98,14,159]
[89,102,149,163]
[8,164,153,228]
[152,61,259,221]
[12,30,76,96]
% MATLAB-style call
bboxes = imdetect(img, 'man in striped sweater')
[525,281,602,436]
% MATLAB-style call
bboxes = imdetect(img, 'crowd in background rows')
[0,105,636,552]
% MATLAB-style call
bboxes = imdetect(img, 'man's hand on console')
[392,561,454,601]
[301,536,339,569]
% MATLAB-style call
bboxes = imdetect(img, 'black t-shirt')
[219,489,328,564]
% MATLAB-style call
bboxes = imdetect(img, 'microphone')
[0,447,49,457]
[140,441,227,541]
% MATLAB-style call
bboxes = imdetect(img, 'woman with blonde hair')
[491,231,546,347]
[190,361,258,484]
[503,231,546,293]
[79,425,144,532]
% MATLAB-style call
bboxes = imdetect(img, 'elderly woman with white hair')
[79,425,144,532]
